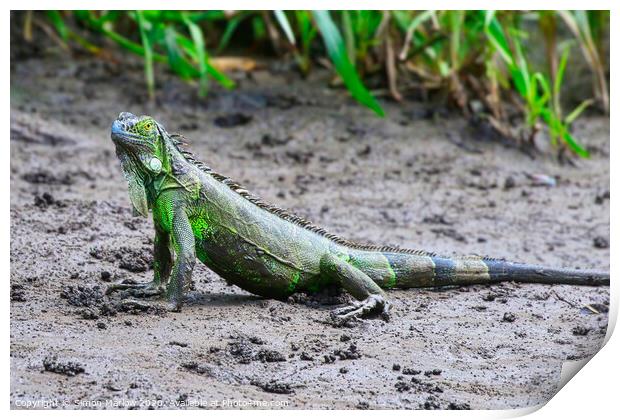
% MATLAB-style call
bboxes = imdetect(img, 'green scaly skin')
[107,112,610,320]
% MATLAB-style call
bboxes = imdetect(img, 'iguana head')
[111,112,168,217]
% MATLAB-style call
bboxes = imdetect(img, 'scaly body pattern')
[107,112,609,320]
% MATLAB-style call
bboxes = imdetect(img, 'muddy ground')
[10,43,610,410]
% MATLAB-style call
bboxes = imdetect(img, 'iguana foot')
[105,280,165,298]
[166,299,182,312]
[118,298,161,313]
[330,294,391,321]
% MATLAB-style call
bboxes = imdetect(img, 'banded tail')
[347,250,610,288]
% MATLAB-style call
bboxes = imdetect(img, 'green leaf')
[135,11,155,100]
[164,26,198,80]
[274,11,296,45]
[312,10,384,117]
[176,35,235,89]
[484,12,514,67]
[183,14,209,96]
[565,99,593,124]
[562,131,590,157]
[217,14,245,53]
[47,11,69,40]
[405,10,434,38]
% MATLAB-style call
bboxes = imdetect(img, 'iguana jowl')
[107,112,609,319]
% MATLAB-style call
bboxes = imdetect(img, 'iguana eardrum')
[107,112,609,319]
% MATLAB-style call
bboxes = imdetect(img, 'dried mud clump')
[43,356,85,376]
[60,285,103,307]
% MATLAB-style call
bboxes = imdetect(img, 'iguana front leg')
[105,227,170,297]
[320,254,391,321]
[166,207,195,312]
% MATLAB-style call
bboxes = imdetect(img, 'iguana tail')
[346,250,609,288]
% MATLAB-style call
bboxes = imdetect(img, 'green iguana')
[107,112,609,320]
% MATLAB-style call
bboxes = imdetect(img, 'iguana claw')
[105,280,165,298]
[330,294,391,322]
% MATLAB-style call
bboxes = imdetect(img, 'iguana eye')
[142,121,153,132]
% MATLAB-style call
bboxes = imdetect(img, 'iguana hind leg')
[320,254,391,321]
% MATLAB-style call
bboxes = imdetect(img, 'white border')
[4,2,617,418]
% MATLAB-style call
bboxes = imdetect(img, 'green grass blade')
[341,11,355,64]
[217,14,245,53]
[484,11,514,67]
[183,13,209,96]
[274,11,296,45]
[47,11,69,40]
[164,26,198,80]
[553,44,570,114]
[176,35,235,89]
[561,131,590,157]
[135,11,155,100]
[312,10,384,117]
[565,99,593,125]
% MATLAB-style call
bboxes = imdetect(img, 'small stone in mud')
[99,303,118,317]
[448,402,471,410]
[504,176,516,189]
[251,380,293,394]
[424,369,442,377]
[118,250,152,272]
[357,145,372,157]
[340,334,351,342]
[81,309,99,320]
[43,356,85,376]
[593,236,609,249]
[23,170,73,185]
[502,312,516,323]
[10,284,26,302]
[300,352,314,361]
[33,192,58,209]
[181,361,211,375]
[572,326,590,336]
[228,341,253,364]
[423,400,440,410]
[96,322,107,330]
[249,336,265,345]
[395,381,411,392]
[339,367,349,374]
[356,401,370,409]
[334,343,361,360]
[209,346,220,353]
[595,190,610,205]
[100,271,112,281]
[169,341,189,348]
[402,368,421,375]
[254,349,286,363]
[214,113,252,128]
[392,363,401,371]
[105,382,123,392]
[324,354,336,364]
[483,293,497,302]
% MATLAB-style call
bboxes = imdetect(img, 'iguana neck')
[147,141,197,202]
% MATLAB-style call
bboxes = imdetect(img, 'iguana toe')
[330,294,389,321]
